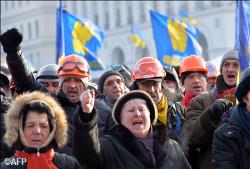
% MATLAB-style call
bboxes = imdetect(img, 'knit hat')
[235,67,250,104]
[98,70,125,94]
[220,49,239,73]
[112,90,158,125]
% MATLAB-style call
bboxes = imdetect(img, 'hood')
[4,91,68,148]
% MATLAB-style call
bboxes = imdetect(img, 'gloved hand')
[210,99,233,121]
[0,28,23,53]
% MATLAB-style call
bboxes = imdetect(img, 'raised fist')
[210,99,233,121]
[0,28,23,53]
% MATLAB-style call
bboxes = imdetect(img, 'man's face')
[138,80,163,104]
[41,79,60,95]
[61,76,87,103]
[221,59,239,87]
[207,77,217,90]
[183,72,208,96]
[103,75,125,104]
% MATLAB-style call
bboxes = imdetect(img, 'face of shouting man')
[221,59,239,87]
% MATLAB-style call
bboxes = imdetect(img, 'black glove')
[210,99,233,121]
[0,28,23,53]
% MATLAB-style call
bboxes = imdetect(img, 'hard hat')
[58,54,90,78]
[131,57,166,81]
[206,62,218,78]
[179,55,208,77]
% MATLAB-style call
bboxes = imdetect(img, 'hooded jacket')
[1,91,83,169]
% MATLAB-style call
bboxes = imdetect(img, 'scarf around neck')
[183,92,196,108]
[15,148,58,169]
[235,105,250,141]
[157,95,168,125]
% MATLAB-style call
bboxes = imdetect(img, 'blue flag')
[56,7,105,70]
[130,25,147,48]
[56,1,65,64]
[235,1,250,71]
[150,10,202,66]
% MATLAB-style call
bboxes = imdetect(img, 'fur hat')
[235,67,250,104]
[4,91,68,148]
[220,49,239,73]
[112,90,158,125]
[98,70,124,94]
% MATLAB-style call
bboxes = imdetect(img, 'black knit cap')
[112,90,158,125]
[181,71,207,84]
[98,70,125,94]
[235,67,250,104]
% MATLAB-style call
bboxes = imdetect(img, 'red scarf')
[183,92,196,108]
[15,149,58,169]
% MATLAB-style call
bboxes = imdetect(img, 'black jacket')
[73,107,191,169]
[212,106,250,169]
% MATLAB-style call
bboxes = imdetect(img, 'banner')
[150,10,202,66]
[56,7,105,70]
[130,25,147,48]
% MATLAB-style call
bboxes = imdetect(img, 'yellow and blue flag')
[130,25,147,48]
[150,10,202,66]
[235,1,250,71]
[56,6,105,70]
[178,10,200,26]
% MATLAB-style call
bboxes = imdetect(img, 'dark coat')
[73,107,191,169]
[212,106,250,169]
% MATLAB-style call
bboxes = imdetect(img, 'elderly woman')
[0,91,83,169]
[73,90,191,169]
[212,67,250,169]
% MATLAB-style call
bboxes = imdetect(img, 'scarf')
[15,149,58,169]
[183,92,196,108]
[216,87,237,106]
[235,105,250,141]
[157,95,168,125]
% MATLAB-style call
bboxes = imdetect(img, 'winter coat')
[73,107,191,169]
[1,91,83,169]
[212,105,250,169]
[180,74,236,169]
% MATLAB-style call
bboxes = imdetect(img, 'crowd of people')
[0,28,249,169]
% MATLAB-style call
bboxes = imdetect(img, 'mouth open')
[227,74,236,79]
[68,91,77,97]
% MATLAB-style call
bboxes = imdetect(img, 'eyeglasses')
[104,79,124,87]
[58,61,88,73]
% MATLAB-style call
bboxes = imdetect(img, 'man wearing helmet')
[179,55,208,108]
[180,50,239,169]
[36,64,60,94]
[130,56,185,143]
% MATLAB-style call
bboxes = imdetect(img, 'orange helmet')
[131,57,166,81]
[58,54,90,78]
[179,55,208,77]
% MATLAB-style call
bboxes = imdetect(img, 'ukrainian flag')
[56,8,105,70]
[235,1,250,71]
[130,25,147,48]
[150,10,202,66]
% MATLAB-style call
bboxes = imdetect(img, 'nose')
[147,85,155,93]
[69,81,76,88]
[135,110,142,117]
[33,126,41,134]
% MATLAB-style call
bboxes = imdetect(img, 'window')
[94,13,99,26]
[211,1,221,7]
[127,4,133,25]
[11,1,15,8]
[116,7,121,27]
[180,2,189,13]
[35,20,39,38]
[153,1,158,11]
[28,22,32,39]
[105,11,109,30]
[18,1,22,7]
[5,1,9,11]
[195,2,205,11]
[140,2,146,23]
[20,24,24,35]
[166,1,174,16]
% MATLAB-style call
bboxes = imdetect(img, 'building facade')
[1,1,236,76]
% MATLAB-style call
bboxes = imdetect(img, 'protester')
[36,64,60,95]
[180,49,239,169]
[0,91,83,169]
[163,65,184,102]
[0,71,14,161]
[73,90,191,169]
[179,55,208,108]
[130,56,185,142]
[212,66,250,169]
[206,62,218,91]
[0,28,91,156]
